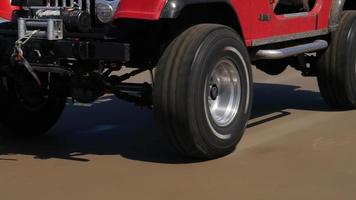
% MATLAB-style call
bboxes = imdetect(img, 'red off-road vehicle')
[0,0,355,159]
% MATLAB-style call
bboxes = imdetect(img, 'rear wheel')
[317,11,356,109]
[154,24,253,159]
[0,68,66,137]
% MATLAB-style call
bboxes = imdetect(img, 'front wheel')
[154,24,253,159]
[0,69,66,137]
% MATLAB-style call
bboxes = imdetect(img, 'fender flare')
[329,0,346,31]
[160,0,231,18]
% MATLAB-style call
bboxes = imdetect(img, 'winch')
[16,0,92,40]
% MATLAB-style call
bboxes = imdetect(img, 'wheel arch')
[113,1,246,68]
[160,0,244,40]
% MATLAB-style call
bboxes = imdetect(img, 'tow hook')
[11,30,42,87]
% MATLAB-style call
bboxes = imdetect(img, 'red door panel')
[245,0,333,45]
[250,0,324,40]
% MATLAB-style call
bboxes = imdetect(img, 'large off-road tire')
[0,70,66,137]
[154,24,253,159]
[317,11,356,109]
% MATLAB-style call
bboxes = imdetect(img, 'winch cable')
[12,30,42,86]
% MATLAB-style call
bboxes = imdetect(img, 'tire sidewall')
[343,15,356,105]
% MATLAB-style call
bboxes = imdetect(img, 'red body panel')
[1,0,333,46]
[0,1,16,20]
[114,0,166,20]
[247,0,332,40]
[114,0,333,46]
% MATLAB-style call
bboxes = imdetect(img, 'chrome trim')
[30,0,91,13]
[255,40,328,60]
[282,12,309,18]
[251,29,329,46]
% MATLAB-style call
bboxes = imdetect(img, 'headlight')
[96,3,114,23]
[96,0,120,23]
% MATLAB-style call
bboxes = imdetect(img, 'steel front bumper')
[49,40,130,62]
[0,34,130,62]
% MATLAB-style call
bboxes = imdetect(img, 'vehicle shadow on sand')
[0,83,331,164]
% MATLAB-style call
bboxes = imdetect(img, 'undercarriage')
[0,0,153,107]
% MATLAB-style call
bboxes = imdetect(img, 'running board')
[255,40,328,60]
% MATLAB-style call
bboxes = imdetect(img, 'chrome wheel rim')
[204,58,242,128]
